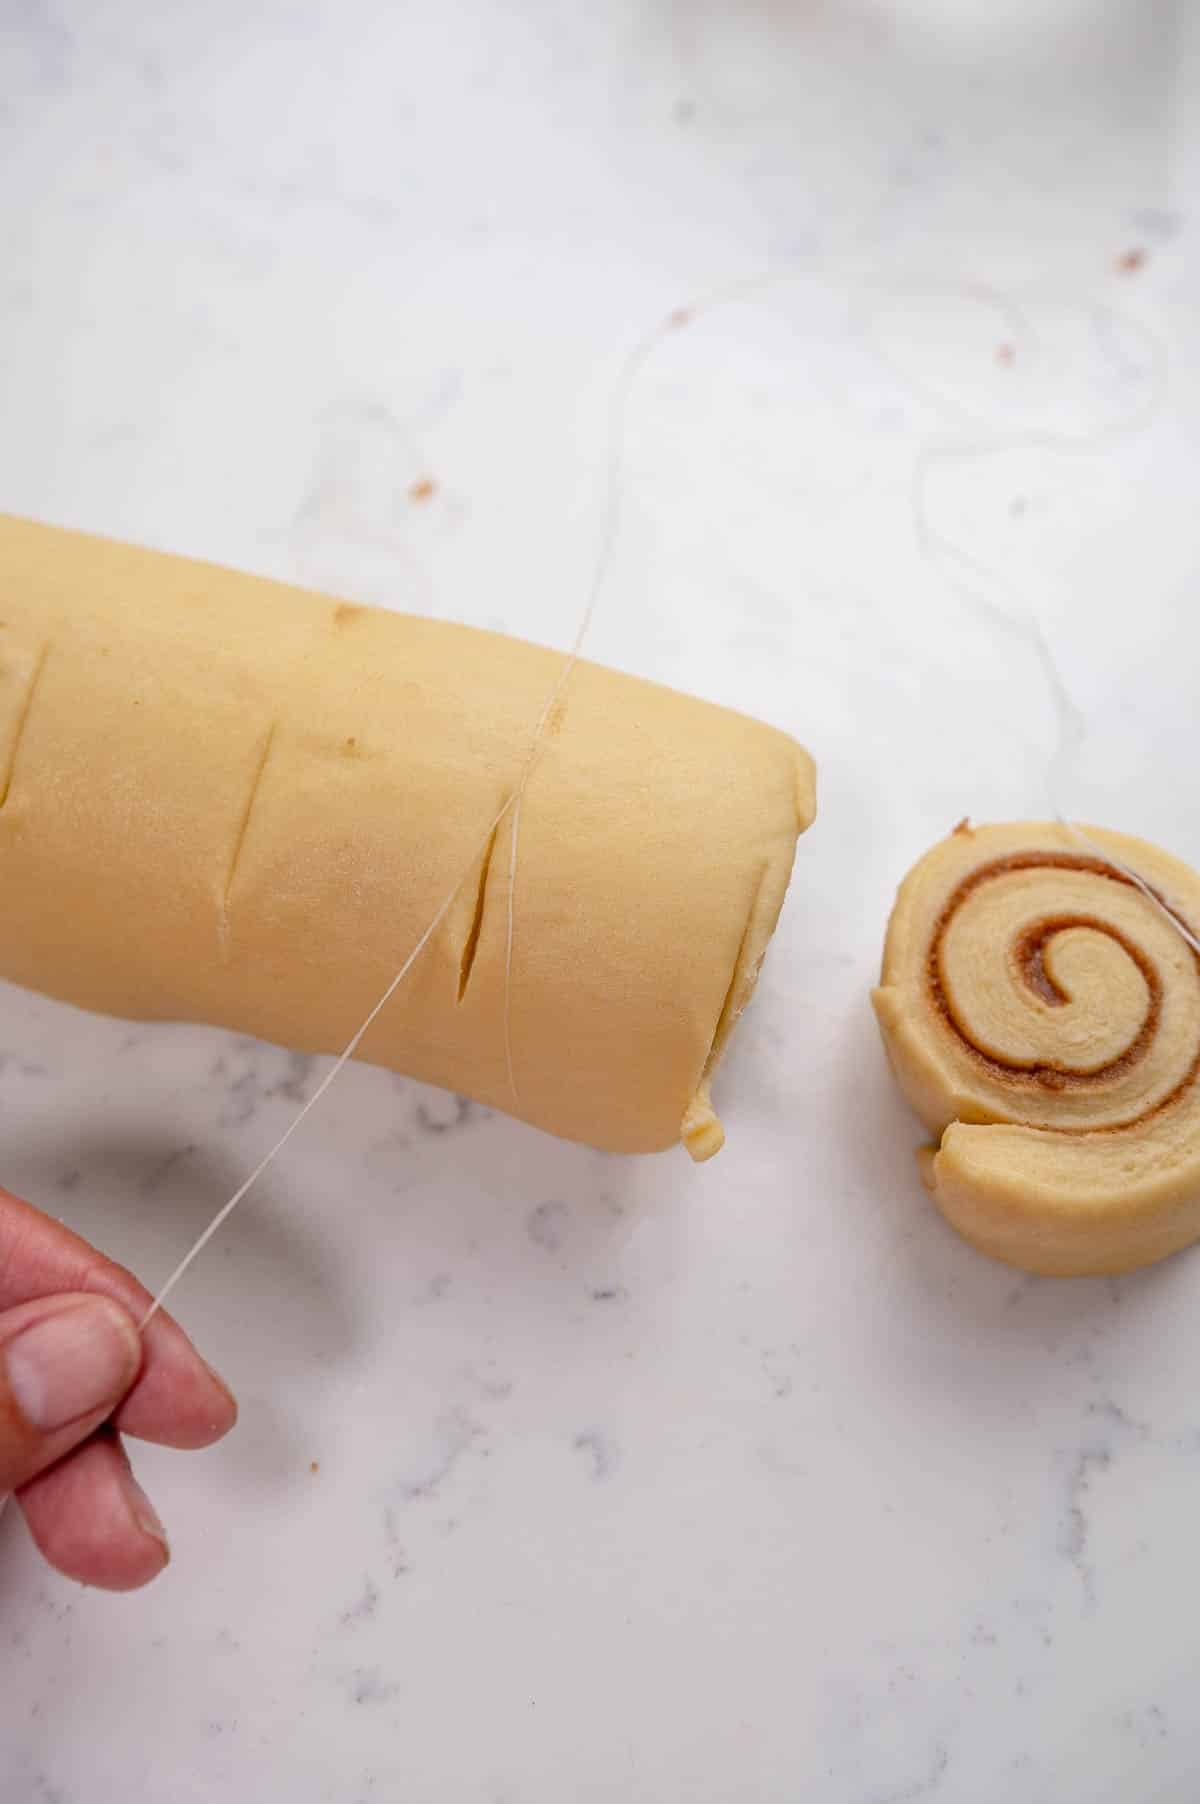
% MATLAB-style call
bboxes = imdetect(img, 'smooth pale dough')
[873,820,1200,1275]
[0,514,816,1159]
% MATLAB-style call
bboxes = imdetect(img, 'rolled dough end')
[682,1089,726,1163]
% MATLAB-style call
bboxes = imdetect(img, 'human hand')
[0,1186,237,1590]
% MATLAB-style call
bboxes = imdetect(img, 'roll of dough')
[0,514,815,1159]
[874,820,1200,1275]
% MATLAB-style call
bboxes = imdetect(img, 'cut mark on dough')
[221,723,276,950]
[703,861,770,1082]
[457,824,498,1002]
[0,641,50,810]
[502,794,523,1102]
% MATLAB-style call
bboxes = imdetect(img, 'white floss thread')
[141,800,511,1324]
[144,264,1189,1326]
[144,309,672,1326]
[895,294,1198,949]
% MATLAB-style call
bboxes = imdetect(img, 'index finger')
[0,1188,237,1450]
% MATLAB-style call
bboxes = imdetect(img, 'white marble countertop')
[3,2,1200,1798]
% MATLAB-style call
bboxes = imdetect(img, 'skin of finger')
[18,1429,170,1592]
[0,1295,143,1493]
[0,1189,237,1448]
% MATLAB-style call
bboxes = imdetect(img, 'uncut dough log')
[873,821,1200,1275]
[0,515,815,1159]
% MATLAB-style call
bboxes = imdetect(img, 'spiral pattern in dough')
[873,822,1200,1275]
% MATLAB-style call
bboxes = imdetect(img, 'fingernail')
[125,1474,170,1562]
[6,1298,140,1433]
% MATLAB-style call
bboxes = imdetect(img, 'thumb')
[0,1293,142,1494]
